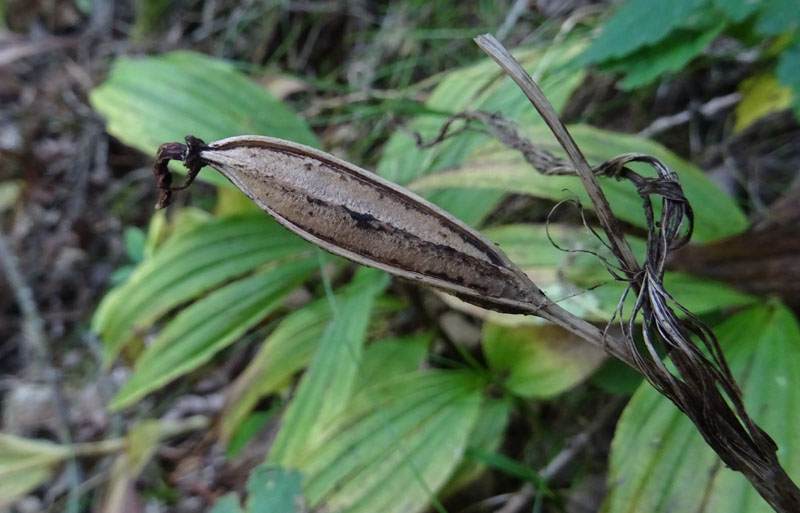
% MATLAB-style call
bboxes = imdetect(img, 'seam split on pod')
[154,135,552,315]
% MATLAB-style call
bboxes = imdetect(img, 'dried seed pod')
[155,135,548,314]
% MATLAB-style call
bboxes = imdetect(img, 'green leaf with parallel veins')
[220,298,334,443]
[268,268,390,466]
[354,334,430,390]
[0,433,70,508]
[110,257,317,410]
[604,301,800,513]
[378,38,587,225]
[481,223,753,322]
[484,323,606,398]
[298,371,484,513]
[90,51,319,187]
[443,397,512,495]
[411,124,748,243]
[93,214,313,365]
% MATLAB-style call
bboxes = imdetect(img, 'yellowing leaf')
[110,258,317,409]
[267,268,389,466]
[298,371,484,513]
[0,433,70,507]
[378,38,587,225]
[735,74,793,132]
[411,124,748,243]
[89,51,319,188]
[484,323,606,398]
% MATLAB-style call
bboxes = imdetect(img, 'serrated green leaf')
[735,73,794,131]
[776,36,800,117]
[110,258,316,409]
[246,465,305,513]
[298,371,484,513]
[93,214,313,365]
[378,38,587,225]
[712,0,761,21]
[611,23,724,89]
[268,268,390,466]
[89,51,319,187]
[604,301,800,512]
[411,124,748,243]
[579,0,708,64]
[755,0,800,35]
[484,323,606,398]
[0,433,70,507]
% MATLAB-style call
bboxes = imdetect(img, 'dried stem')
[473,33,800,512]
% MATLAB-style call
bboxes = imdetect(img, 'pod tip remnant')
[153,136,209,209]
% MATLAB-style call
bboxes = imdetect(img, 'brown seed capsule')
[155,135,548,314]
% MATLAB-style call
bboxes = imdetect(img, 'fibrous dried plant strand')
[472,34,799,513]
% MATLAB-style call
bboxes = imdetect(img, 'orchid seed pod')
[154,135,550,315]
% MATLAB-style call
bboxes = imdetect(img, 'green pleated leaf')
[604,301,800,513]
[378,38,587,225]
[0,433,70,508]
[579,0,708,64]
[268,268,390,466]
[484,323,606,398]
[297,371,484,513]
[220,298,334,443]
[90,51,319,187]
[411,124,748,243]
[93,214,313,365]
[220,293,404,443]
[354,333,430,390]
[443,397,512,495]
[110,258,317,410]
[481,223,753,323]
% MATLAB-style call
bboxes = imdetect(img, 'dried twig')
[638,92,741,138]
